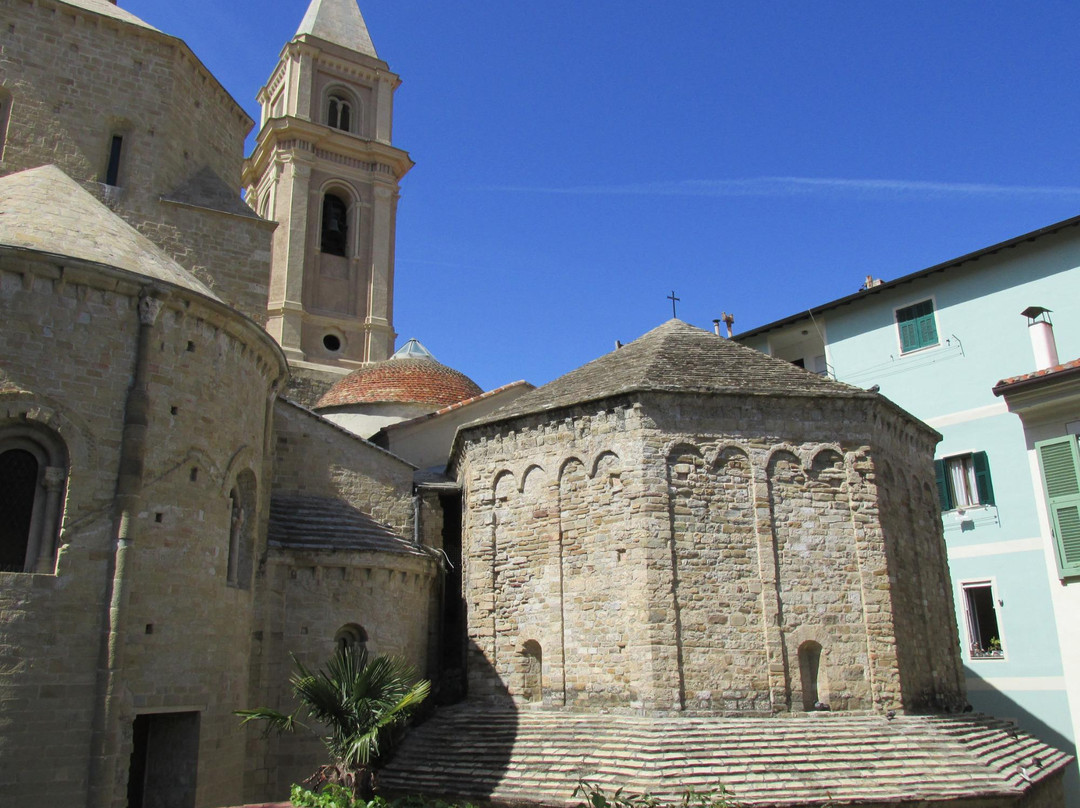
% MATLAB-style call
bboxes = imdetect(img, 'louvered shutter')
[1036,436,1080,577]
[972,451,995,506]
[897,300,939,352]
[934,459,952,511]
[916,310,938,348]
[899,319,920,352]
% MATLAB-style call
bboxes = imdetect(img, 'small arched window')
[327,94,352,133]
[521,640,542,703]
[0,427,68,573]
[798,640,824,711]
[335,623,368,655]
[320,193,349,256]
[226,470,257,589]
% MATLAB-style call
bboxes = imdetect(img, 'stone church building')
[0,1,1071,807]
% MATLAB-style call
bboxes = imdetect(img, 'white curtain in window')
[948,456,977,507]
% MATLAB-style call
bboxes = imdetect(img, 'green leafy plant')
[237,647,430,799]
[291,783,364,808]
[573,781,737,808]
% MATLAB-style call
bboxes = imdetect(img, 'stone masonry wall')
[870,408,966,713]
[458,404,653,708]
[271,400,414,536]
[149,202,274,326]
[246,549,436,800]
[0,260,137,805]
[245,401,435,801]
[0,252,284,807]
[0,0,271,322]
[457,392,965,716]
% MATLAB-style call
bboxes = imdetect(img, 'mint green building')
[738,215,1080,801]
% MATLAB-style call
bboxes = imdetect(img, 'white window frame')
[959,578,1006,661]
[893,295,940,356]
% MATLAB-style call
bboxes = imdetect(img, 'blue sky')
[126,0,1080,391]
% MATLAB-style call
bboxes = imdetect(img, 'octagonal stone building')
[450,320,965,715]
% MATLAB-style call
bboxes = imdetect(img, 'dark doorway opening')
[127,712,200,808]
[438,492,466,703]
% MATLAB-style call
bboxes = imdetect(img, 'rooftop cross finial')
[667,290,680,319]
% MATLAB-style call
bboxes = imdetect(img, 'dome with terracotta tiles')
[315,339,482,411]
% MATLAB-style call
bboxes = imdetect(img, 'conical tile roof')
[295,0,378,57]
[0,165,219,300]
[471,319,871,428]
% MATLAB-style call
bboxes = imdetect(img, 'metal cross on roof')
[667,290,680,319]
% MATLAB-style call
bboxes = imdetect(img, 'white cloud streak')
[480,176,1080,199]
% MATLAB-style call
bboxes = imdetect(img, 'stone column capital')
[43,466,66,489]
[138,294,165,326]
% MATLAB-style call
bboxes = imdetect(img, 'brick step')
[380,704,1071,806]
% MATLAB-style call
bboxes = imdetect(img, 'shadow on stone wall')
[379,640,519,801]
[964,668,1079,802]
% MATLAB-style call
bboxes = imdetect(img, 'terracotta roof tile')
[315,358,482,410]
[994,358,1080,395]
[377,380,534,434]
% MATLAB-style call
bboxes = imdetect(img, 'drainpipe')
[87,289,165,808]
[1022,306,1060,371]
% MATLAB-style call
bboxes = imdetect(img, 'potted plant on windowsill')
[971,638,1004,659]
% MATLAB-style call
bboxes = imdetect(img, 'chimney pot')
[1022,306,1059,371]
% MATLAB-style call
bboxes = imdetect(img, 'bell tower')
[244,0,412,372]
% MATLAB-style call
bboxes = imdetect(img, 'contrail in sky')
[481,177,1080,198]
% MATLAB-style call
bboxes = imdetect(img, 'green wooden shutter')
[899,320,920,352]
[972,451,995,506]
[934,459,952,511]
[916,310,938,348]
[897,300,938,352]
[1036,436,1080,577]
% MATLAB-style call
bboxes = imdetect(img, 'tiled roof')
[382,706,1071,805]
[736,213,1080,342]
[315,358,483,410]
[268,494,425,556]
[993,358,1080,396]
[163,166,261,219]
[377,380,534,435]
[0,165,220,300]
[465,319,871,430]
[57,0,160,32]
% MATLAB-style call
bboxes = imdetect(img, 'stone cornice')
[244,116,413,185]
[287,38,399,88]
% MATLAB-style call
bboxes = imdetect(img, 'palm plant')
[237,646,430,797]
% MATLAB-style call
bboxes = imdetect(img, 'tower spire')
[295,0,378,57]
[245,0,412,376]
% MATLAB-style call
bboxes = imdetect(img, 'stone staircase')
[379,703,1071,806]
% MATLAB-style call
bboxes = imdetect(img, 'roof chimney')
[720,312,735,338]
[1022,306,1060,371]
